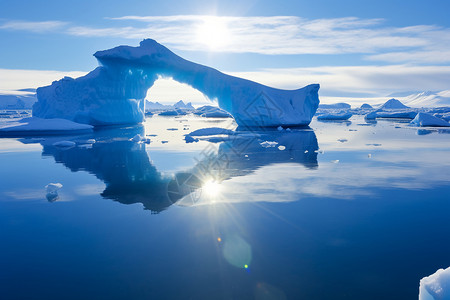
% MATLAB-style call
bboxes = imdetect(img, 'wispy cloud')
[2,15,450,64]
[0,20,68,33]
[230,65,450,96]
[66,15,450,62]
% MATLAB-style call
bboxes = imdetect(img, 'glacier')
[33,39,320,127]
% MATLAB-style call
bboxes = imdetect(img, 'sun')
[202,179,222,198]
[196,16,231,50]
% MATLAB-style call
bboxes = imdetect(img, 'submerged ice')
[33,39,320,127]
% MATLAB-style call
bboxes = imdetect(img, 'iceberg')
[360,103,373,109]
[193,105,232,118]
[410,112,450,127]
[419,266,450,300]
[187,127,235,137]
[318,103,351,109]
[365,110,418,120]
[317,112,352,121]
[33,39,320,127]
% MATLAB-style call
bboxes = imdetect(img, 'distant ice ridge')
[419,266,450,300]
[33,39,320,127]
[0,117,93,136]
[0,89,37,109]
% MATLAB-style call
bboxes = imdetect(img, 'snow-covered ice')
[0,117,93,135]
[319,103,351,109]
[419,266,450,300]
[379,98,409,110]
[33,39,320,127]
[317,112,352,121]
[360,103,373,109]
[410,112,450,127]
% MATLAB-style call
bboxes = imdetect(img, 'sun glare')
[202,180,222,198]
[196,17,231,50]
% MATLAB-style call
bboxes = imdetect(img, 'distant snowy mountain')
[173,100,194,110]
[145,100,194,112]
[379,98,409,110]
[400,91,450,107]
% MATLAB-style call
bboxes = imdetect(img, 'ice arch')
[33,39,320,127]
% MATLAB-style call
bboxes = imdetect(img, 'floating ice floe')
[45,183,62,202]
[365,110,418,120]
[0,117,93,136]
[33,39,319,127]
[188,127,235,136]
[410,112,450,127]
[419,266,450,300]
[193,105,232,118]
[260,141,279,148]
[158,109,187,116]
[317,112,352,121]
[52,140,76,148]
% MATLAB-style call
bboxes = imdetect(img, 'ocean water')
[1,115,450,300]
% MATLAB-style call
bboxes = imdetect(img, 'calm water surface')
[1,115,450,300]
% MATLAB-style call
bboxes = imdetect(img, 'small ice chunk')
[304,150,308,153]
[368,154,372,158]
[286,128,291,132]
[419,266,450,300]
[331,160,340,163]
[53,141,76,148]
[260,141,278,148]
[277,126,283,131]
[278,145,286,150]
[45,183,62,202]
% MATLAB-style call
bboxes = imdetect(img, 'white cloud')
[3,15,450,63]
[67,15,450,62]
[229,65,450,96]
[0,20,67,33]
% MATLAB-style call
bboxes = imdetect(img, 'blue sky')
[1,0,450,101]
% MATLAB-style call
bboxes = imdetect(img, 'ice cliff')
[33,39,320,127]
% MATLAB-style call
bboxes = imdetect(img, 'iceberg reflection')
[31,127,319,213]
